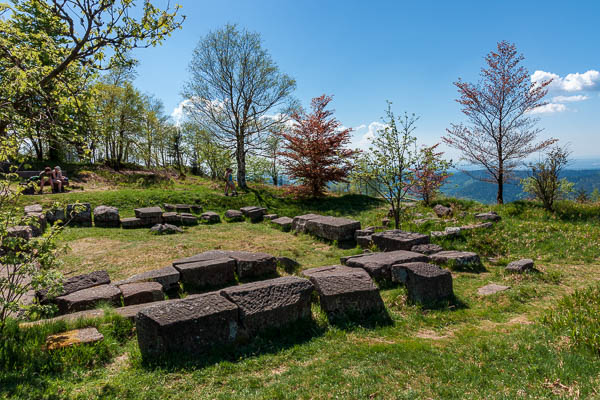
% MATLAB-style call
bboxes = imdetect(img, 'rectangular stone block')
[220,276,313,336]
[304,215,361,241]
[56,284,122,314]
[66,203,92,226]
[271,216,293,232]
[162,212,181,225]
[391,262,453,305]
[114,266,180,291]
[121,217,144,229]
[134,207,163,219]
[371,230,429,252]
[174,258,236,288]
[119,282,164,306]
[343,250,429,282]
[136,293,239,358]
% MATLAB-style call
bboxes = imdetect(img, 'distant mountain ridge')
[441,169,600,204]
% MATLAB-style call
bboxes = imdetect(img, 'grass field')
[3,176,600,399]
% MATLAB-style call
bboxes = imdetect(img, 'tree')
[183,24,296,190]
[353,104,418,229]
[265,129,283,185]
[280,95,356,198]
[521,145,572,211]
[181,123,230,179]
[443,41,556,204]
[410,144,452,206]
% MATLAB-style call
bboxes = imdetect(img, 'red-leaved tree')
[280,95,357,197]
[410,144,452,205]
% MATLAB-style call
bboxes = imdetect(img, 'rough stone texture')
[371,230,430,252]
[174,250,277,279]
[119,282,164,306]
[121,217,144,229]
[66,203,92,226]
[271,216,293,232]
[24,204,43,214]
[460,222,494,231]
[291,214,321,233]
[240,206,261,217]
[305,215,361,242]
[55,284,122,314]
[40,270,111,303]
[411,243,444,255]
[175,204,192,213]
[200,212,220,224]
[114,266,180,291]
[93,206,120,227]
[45,327,104,350]
[433,204,452,218]
[136,293,239,358]
[7,225,33,240]
[354,227,375,240]
[357,236,373,249]
[180,214,198,226]
[277,256,300,270]
[264,214,279,221]
[343,250,429,281]
[475,212,501,222]
[46,208,65,225]
[174,258,236,288]
[220,276,313,336]
[191,205,203,213]
[431,227,461,238]
[247,208,265,222]
[430,251,482,269]
[478,283,510,296]
[134,207,163,219]
[506,259,534,273]
[161,212,181,225]
[303,265,384,317]
[150,223,183,234]
[224,210,244,222]
[391,262,453,304]
[164,203,176,211]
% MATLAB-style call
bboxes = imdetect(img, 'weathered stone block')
[56,284,122,314]
[411,243,444,255]
[343,250,429,282]
[433,204,452,218]
[121,217,144,229]
[303,265,384,317]
[46,207,65,225]
[161,212,181,225]
[119,282,164,306]
[271,216,293,231]
[174,204,192,213]
[354,227,375,240]
[200,212,220,224]
[24,204,43,214]
[220,276,313,336]
[93,206,120,227]
[174,258,236,288]
[506,258,534,273]
[150,223,183,234]
[174,250,277,279]
[478,283,510,296]
[134,207,163,219]
[356,235,373,249]
[42,270,111,302]
[180,214,198,225]
[224,210,244,222]
[136,293,239,358]
[240,206,261,217]
[247,208,265,222]
[264,214,279,221]
[66,203,92,226]
[371,230,430,252]
[114,266,180,291]
[304,215,361,242]
[291,214,321,233]
[45,327,104,350]
[7,225,33,240]
[391,262,453,305]
[475,212,501,222]
[430,251,481,270]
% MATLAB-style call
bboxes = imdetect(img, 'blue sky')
[131,0,600,162]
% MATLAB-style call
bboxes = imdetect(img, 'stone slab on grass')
[506,259,534,273]
[343,250,429,282]
[136,293,239,358]
[121,217,144,229]
[119,282,164,306]
[200,212,220,224]
[134,207,163,219]
[304,215,361,242]
[356,235,373,249]
[411,244,444,255]
[114,266,180,291]
[302,265,384,317]
[224,210,244,222]
[264,214,279,221]
[45,327,104,350]
[371,230,430,251]
[66,203,92,226]
[174,258,236,288]
[430,251,482,270]
[475,212,501,222]
[291,214,322,233]
[247,208,265,222]
[173,250,277,279]
[56,284,122,314]
[271,216,293,232]
[180,214,199,225]
[93,206,120,227]
[240,206,261,216]
[6,226,33,240]
[391,262,453,305]
[220,276,313,336]
[478,283,510,296]
[24,204,43,214]
[161,212,181,225]
[39,270,111,303]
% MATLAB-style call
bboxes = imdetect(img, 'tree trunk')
[236,138,247,190]
[497,171,504,204]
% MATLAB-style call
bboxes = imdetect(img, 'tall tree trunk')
[236,138,247,190]
[497,172,504,204]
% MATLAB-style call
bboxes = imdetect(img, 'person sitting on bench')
[52,166,64,193]
[38,167,53,194]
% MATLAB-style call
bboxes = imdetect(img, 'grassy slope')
[4,177,600,399]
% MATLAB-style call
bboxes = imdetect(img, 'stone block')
[224,210,244,222]
[475,212,501,222]
[46,207,65,225]
[7,225,33,240]
[391,262,453,305]
[356,235,373,249]
[247,208,265,222]
[354,227,375,240]
[303,265,384,317]
[161,212,181,225]
[478,283,510,296]
[121,217,144,229]
[114,266,180,291]
[136,293,239,358]
[200,212,220,224]
[56,284,122,314]
[150,224,183,234]
[271,216,293,232]
[24,204,43,214]
[433,204,452,218]
[45,327,104,350]
[240,206,261,217]
[343,250,429,282]
[371,230,429,251]
[174,204,192,213]
[93,206,120,227]
[220,276,313,336]
[174,250,277,279]
[430,251,481,270]
[119,282,164,306]
[174,258,236,288]
[411,244,444,255]
[134,207,163,219]
[66,203,92,226]
[264,214,279,221]
[291,214,321,233]
[506,259,534,273]
[304,215,361,242]
[180,214,198,225]
[40,270,111,302]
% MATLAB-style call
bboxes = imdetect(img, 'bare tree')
[443,41,556,204]
[183,24,297,190]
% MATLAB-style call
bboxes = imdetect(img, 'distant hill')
[441,169,600,204]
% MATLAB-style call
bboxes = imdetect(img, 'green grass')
[4,180,600,399]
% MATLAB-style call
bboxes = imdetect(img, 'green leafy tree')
[353,104,419,228]
[182,123,230,179]
[410,144,452,206]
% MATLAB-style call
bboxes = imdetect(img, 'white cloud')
[552,95,589,103]
[528,103,567,114]
[170,99,192,126]
[351,121,387,150]
[532,69,600,92]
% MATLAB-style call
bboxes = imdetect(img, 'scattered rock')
[119,282,164,306]
[303,265,384,318]
[356,235,373,249]
[39,270,111,303]
[136,293,239,358]
[354,227,375,240]
[433,204,452,218]
[150,223,183,235]
[26,211,47,236]
[430,251,482,270]
[45,327,104,350]
[114,266,180,292]
[411,243,444,255]
[391,262,453,305]
[459,222,494,231]
[24,204,43,214]
[174,250,277,279]
[56,284,122,314]
[46,207,65,225]
[264,214,279,221]
[371,230,430,252]
[431,227,461,238]
[343,250,429,282]
[174,204,192,213]
[506,258,534,273]
[93,206,120,227]
[121,217,144,229]
[220,276,313,336]
[180,213,199,225]
[271,216,293,232]
[6,226,33,240]
[478,283,510,296]
[134,207,163,219]
[240,206,261,216]
[200,212,220,224]
[292,214,361,242]
[161,212,181,225]
[174,257,236,288]
[247,208,265,222]
[475,212,501,222]
[224,210,244,222]
[66,203,92,226]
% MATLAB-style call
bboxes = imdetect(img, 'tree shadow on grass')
[326,308,394,331]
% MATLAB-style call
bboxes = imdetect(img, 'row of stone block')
[291,214,361,241]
